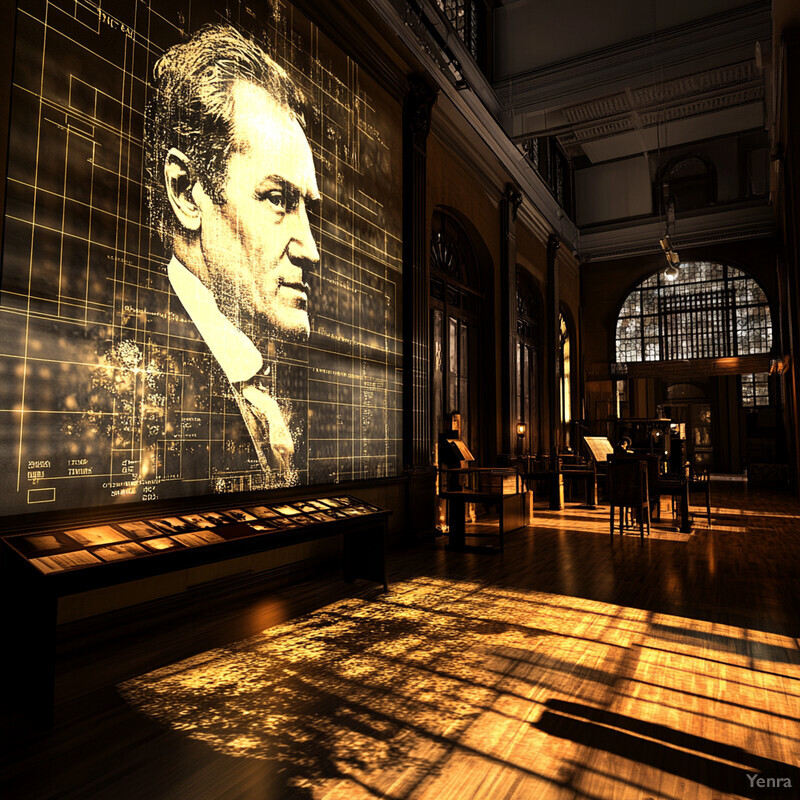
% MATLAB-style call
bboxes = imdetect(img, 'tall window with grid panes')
[615,262,772,364]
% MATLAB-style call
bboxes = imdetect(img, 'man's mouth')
[277,279,310,309]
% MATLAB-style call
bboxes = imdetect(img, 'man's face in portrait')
[193,79,320,339]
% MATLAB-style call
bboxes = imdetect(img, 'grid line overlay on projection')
[0,0,402,512]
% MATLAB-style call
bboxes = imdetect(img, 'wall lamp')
[770,356,790,375]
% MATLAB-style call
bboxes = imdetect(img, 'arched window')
[616,262,772,363]
[559,312,572,449]
[515,271,541,454]
[661,155,717,212]
[430,211,482,457]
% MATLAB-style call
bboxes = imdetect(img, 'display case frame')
[0,494,390,734]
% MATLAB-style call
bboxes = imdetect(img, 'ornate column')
[402,75,437,468]
[402,76,437,535]
[500,184,522,456]
[782,29,800,492]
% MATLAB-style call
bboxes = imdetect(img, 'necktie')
[237,381,295,475]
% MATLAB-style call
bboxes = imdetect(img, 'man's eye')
[262,190,286,210]
[259,188,300,213]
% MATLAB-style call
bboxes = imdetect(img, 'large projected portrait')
[0,1,402,514]
[146,25,320,486]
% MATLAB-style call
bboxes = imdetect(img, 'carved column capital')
[404,75,438,140]
[547,233,561,260]
[505,184,523,222]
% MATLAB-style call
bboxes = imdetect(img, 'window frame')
[615,262,773,365]
[740,372,770,409]
[515,272,541,454]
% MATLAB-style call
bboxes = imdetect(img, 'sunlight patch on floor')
[120,577,800,799]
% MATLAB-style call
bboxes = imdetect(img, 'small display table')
[439,468,527,551]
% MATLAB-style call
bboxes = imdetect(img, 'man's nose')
[288,201,320,263]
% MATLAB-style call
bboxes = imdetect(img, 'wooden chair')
[608,458,651,539]
[688,466,712,527]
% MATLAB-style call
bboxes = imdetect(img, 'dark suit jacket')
[113,281,304,497]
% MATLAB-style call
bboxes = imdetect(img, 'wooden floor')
[2,484,800,800]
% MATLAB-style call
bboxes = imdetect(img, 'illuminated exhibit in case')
[0,0,402,513]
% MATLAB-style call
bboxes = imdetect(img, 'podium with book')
[438,437,527,551]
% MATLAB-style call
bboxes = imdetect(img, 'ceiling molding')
[578,202,774,261]
[630,61,759,107]
[638,87,764,128]
[562,62,760,128]
[495,2,771,122]
[557,61,762,137]
[557,83,765,150]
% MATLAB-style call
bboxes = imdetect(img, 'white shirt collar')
[167,256,263,384]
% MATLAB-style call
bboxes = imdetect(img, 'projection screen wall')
[0,0,402,515]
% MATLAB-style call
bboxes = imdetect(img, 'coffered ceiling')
[493,0,771,165]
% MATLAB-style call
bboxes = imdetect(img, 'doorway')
[430,211,485,462]
[662,383,712,471]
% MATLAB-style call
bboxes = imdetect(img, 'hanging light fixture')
[660,234,680,281]
[650,0,680,283]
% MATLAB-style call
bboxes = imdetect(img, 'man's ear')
[164,148,201,232]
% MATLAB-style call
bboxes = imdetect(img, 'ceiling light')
[660,235,680,281]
